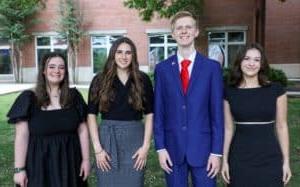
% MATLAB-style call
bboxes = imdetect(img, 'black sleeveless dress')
[7,88,88,187]
[224,83,285,187]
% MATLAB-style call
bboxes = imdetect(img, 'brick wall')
[265,0,300,65]
[18,0,300,80]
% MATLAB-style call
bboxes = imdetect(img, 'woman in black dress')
[221,43,292,187]
[87,37,153,187]
[8,52,90,187]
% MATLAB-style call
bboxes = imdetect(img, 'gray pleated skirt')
[96,120,145,187]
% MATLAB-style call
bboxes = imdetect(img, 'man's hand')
[158,149,173,174]
[206,154,221,178]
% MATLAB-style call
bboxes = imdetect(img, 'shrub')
[268,68,288,87]
[223,67,288,87]
[149,67,288,87]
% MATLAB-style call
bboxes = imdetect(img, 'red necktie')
[180,59,191,94]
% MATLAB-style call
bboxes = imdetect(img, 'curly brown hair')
[35,52,71,108]
[229,43,270,87]
[89,37,144,112]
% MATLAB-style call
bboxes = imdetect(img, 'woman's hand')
[14,171,28,187]
[95,149,111,172]
[221,161,230,184]
[79,159,90,181]
[282,161,292,185]
[132,145,149,171]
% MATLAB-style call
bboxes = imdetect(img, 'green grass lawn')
[0,91,299,186]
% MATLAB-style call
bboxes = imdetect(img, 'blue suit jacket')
[154,52,224,167]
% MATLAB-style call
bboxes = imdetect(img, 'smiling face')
[43,56,65,85]
[241,48,262,78]
[114,42,133,71]
[171,16,199,48]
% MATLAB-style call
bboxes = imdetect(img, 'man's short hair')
[170,11,198,31]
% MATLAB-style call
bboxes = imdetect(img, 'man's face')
[172,16,199,47]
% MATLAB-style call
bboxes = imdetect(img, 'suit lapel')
[187,52,203,95]
[170,55,185,96]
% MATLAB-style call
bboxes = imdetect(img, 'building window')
[0,39,12,74]
[91,35,123,73]
[36,36,67,68]
[148,33,177,70]
[208,31,246,67]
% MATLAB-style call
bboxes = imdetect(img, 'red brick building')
[0,0,299,82]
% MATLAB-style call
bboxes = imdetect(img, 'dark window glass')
[53,37,67,46]
[167,35,176,43]
[149,35,164,44]
[93,48,107,73]
[37,37,51,46]
[0,49,12,74]
[109,35,122,44]
[209,32,225,40]
[228,32,244,42]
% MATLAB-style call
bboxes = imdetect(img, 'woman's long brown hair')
[90,37,144,112]
[229,43,270,87]
[35,52,71,108]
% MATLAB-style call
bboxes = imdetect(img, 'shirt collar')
[177,50,197,64]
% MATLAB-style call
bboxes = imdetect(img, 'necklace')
[49,90,61,98]
[241,83,260,88]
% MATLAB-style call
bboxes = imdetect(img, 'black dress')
[7,88,88,187]
[224,83,285,187]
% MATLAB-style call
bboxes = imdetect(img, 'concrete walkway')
[287,91,300,97]
[0,83,89,95]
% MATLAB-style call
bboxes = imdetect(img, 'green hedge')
[148,67,288,87]
[223,67,288,87]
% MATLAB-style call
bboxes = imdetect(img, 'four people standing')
[8,11,292,187]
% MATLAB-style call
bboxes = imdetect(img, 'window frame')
[90,34,124,74]
[0,43,13,75]
[35,33,68,72]
[147,30,177,70]
[148,33,177,62]
[206,26,248,67]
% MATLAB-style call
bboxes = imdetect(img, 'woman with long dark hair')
[8,52,90,187]
[87,37,153,187]
[221,43,292,186]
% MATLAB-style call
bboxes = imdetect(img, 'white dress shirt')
[177,50,196,76]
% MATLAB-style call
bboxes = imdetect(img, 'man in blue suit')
[154,11,224,187]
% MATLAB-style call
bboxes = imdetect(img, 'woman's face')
[240,48,261,78]
[43,57,65,85]
[114,42,133,71]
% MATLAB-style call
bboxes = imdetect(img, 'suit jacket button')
[182,105,186,109]
[182,126,187,131]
